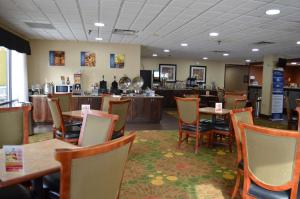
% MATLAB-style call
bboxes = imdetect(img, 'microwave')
[55,85,72,93]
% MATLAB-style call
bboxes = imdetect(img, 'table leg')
[31,177,44,199]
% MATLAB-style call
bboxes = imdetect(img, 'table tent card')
[3,145,24,172]
[81,104,91,116]
[215,103,222,113]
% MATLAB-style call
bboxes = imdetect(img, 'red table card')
[3,145,24,172]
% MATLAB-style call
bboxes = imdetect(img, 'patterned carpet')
[29,131,237,199]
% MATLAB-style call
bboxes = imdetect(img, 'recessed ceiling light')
[181,43,188,47]
[163,49,170,53]
[252,48,259,52]
[152,53,158,57]
[203,57,208,60]
[209,32,219,37]
[245,59,251,63]
[94,22,104,27]
[291,62,297,65]
[297,41,300,45]
[223,53,229,56]
[266,9,280,15]
[95,37,103,41]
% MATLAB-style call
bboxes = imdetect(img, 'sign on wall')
[271,68,284,120]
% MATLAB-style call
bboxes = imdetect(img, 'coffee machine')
[99,75,108,94]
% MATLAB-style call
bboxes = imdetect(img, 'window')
[0,47,28,104]
[0,47,9,103]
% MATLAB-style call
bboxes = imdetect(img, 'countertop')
[29,94,163,98]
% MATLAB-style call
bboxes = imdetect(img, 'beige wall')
[141,57,226,88]
[28,40,141,91]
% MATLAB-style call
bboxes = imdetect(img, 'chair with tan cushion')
[229,107,254,199]
[108,99,130,139]
[224,94,247,110]
[55,133,136,199]
[175,97,212,153]
[48,93,72,112]
[43,111,119,198]
[238,122,300,199]
[101,94,121,112]
[47,98,81,143]
[0,105,31,148]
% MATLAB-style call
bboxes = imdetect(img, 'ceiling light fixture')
[163,49,170,53]
[252,48,259,52]
[203,57,208,60]
[95,37,103,41]
[245,59,251,63]
[291,62,297,65]
[209,32,219,37]
[181,43,188,47]
[266,9,280,15]
[297,41,300,45]
[94,22,104,27]
[152,53,158,57]
[223,53,229,56]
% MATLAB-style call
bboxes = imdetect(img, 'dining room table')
[0,139,79,198]
[199,107,231,123]
[62,109,107,120]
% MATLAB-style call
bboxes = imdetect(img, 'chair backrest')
[0,105,31,148]
[47,98,64,131]
[48,93,72,112]
[101,94,121,112]
[175,97,199,124]
[238,123,300,197]
[108,99,130,132]
[78,112,119,147]
[230,107,253,163]
[183,94,199,98]
[297,107,300,132]
[56,133,136,199]
[224,94,247,110]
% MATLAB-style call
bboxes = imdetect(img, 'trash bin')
[255,97,262,118]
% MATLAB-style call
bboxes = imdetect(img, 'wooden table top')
[199,107,231,115]
[0,139,78,188]
[62,110,106,119]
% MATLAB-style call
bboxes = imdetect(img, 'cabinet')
[72,96,101,110]
[29,96,52,122]
[124,97,163,123]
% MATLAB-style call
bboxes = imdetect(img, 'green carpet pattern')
[29,131,237,199]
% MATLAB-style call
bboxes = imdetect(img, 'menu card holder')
[81,104,91,116]
[215,103,222,113]
[3,145,24,172]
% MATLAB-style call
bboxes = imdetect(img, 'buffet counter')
[29,94,164,123]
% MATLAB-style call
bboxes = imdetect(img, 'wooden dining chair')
[0,105,31,148]
[101,94,121,112]
[47,98,81,143]
[55,133,136,199]
[48,93,72,112]
[224,94,247,110]
[108,99,130,139]
[43,111,119,198]
[238,122,300,199]
[229,107,254,199]
[175,97,212,153]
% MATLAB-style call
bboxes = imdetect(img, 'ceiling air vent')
[211,50,229,54]
[25,22,55,29]
[112,28,138,36]
[253,41,275,45]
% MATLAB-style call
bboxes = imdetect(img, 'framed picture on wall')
[110,53,125,68]
[49,51,65,66]
[190,65,206,83]
[159,64,177,82]
[80,51,96,67]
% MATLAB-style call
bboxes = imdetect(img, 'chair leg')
[228,135,233,153]
[195,134,200,153]
[186,134,189,143]
[178,130,182,149]
[231,170,241,199]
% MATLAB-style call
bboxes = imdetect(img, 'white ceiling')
[0,0,300,62]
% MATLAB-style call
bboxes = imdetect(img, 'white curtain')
[11,50,28,102]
